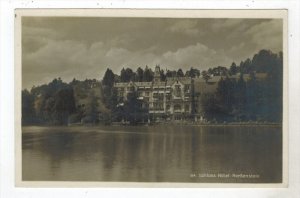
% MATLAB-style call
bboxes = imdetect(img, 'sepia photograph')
[15,9,287,187]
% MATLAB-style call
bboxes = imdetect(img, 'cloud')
[159,43,232,69]
[245,19,283,53]
[211,19,244,32]
[22,26,61,53]
[23,35,234,89]
[21,18,283,89]
[23,26,60,39]
[22,37,157,88]
[168,20,201,36]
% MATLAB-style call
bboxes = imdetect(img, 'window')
[185,105,190,112]
[184,85,190,92]
[174,104,181,111]
[166,94,171,101]
[158,93,164,100]
[118,91,124,97]
[159,103,163,109]
[166,105,170,110]
[174,85,181,97]
[145,92,150,96]
[127,86,134,91]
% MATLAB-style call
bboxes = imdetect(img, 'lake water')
[22,125,282,183]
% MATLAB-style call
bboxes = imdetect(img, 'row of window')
[117,84,190,92]
[151,103,190,112]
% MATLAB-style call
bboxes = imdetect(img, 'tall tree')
[229,62,238,75]
[160,69,166,81]
[177,69,184,77]
[136,67,144,82]
[166,70,177,78]
[22,89,35,125]
[241,58,252,73]
[201,71,211,82]
[120,68,126,82]
[216,77,235,118]
[102,68,115,87]
[124,91,147,124]
[41,87,77,125]
[102,68,115,109]
[143,66,154,82]
[185,67,200,78]
[234,74,247,120]
[82,91,99,124]
[245,72,259,120]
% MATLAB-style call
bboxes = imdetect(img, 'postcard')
[15,9,288,187]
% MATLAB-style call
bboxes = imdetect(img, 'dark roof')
[194,77,219,94]
[135,82,153,87]
[166,77,192,85]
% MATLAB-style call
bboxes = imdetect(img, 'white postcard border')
[14,8,288,188]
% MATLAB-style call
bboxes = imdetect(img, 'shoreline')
[22,122,282,128]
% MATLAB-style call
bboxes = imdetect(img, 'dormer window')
[174,85,181,97]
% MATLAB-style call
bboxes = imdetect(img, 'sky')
[22,17,283,89]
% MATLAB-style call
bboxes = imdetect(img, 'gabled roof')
[193,76,222,83]
[114,82,129,87]
[166,77,192,86]
[228,73,268,81]
[194,81,218,94]
[134,82,153,87]
[153,81,166,87]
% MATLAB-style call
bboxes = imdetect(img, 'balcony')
[173,96,182,100]
[174,109,183,113]
[149,108,165,114]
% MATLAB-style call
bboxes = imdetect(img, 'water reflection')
[22,125,282,182]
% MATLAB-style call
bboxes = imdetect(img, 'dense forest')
[22,49,283,125]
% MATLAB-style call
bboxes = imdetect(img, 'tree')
[82,91,99,124]
[239,61,244,73]
[208,68,213,75]
[200,94,225,121]
[124,91,147,124]
[248,50,283,122]
[186,67,200,78]
[22,89,35,125]
[127,68,135,81]
[252,49,274,73]
[35,87,77,125]
[160,69,166,81]
[229,62,238,75]
[241,58,252,73]
[120,67,136,82]
[234,74,247,120]
[216,77,235,120]
[136,67,144,82]
[70,78,80,86]
[102,68,115,87]
[177,69,184,77]
[143,66,154,82]
[120,68,127,82]
[109,88,124,122]
[245,72,259,120]
[102,68,116,109]
[166,70,177,78]
[201,71,211,82]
